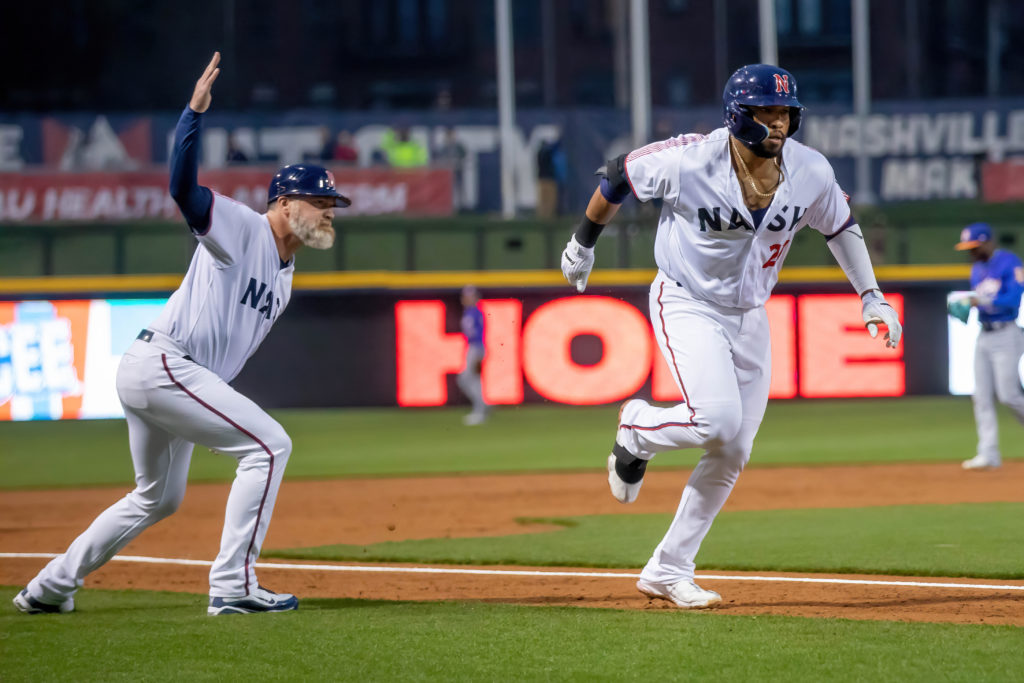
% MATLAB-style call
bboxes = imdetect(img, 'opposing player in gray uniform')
[949,222,1024,470]
[561,64,902,609]
[13,52,350,615]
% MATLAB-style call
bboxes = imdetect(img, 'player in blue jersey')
[949,222,1024,470]
[456,285,488,425]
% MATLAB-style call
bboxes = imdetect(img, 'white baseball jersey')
[624,127,852,309]
[149,192,294,381]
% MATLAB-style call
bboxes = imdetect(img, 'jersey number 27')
[762,240,790,269]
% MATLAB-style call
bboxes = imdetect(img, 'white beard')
[289,212,335,250]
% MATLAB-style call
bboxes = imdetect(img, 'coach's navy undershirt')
[750,207,768,230]
[169,106,213,232]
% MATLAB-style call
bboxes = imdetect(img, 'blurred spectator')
[536,137,567,218]
[313,127,359,164]
[379,126,429,167]
[226,133,249,164]
[435,86,453,111]
[434,127,466,211]
[316,125,333,161]
[331,131,359,164]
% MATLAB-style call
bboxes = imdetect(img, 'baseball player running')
[13,52,350,616]
[949,222,1024,470]
[561,64,902,609]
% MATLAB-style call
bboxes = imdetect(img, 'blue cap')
[955,222,992,251]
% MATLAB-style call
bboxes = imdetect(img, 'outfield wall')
[0,269,978,419]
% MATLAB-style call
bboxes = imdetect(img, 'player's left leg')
[457,345,488,425]
[990,325,1024,427]
[638,303,771,588]
[970,336,1001,466]
[142,355,293,604]
[616,276,748,459]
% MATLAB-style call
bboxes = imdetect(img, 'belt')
[137,329,193,361]
[980,320,1016,332]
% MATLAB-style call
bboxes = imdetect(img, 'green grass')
[0,396,1017,489]
[3,588,1022,682]
[5,396,1023,679]
[269,503,1024,579]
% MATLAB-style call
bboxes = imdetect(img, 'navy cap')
[267,163,351,207]
[955,222,992,251]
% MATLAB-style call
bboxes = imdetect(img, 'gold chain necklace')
[730,137,784,199]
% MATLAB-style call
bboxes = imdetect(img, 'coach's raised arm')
[168,52,220,231]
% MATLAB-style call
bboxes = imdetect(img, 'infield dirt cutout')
[3,462,1022,625]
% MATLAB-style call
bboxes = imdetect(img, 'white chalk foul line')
[3,553,1023,592]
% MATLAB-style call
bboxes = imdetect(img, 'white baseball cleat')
[961,454,1001,471]
[463,411,487,426]
[607,400,648,504]
[607,453,644,504]
[636,578,722,609]
[207,585,298,615]
[13,589,74,614]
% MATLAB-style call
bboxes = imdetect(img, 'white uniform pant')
[28,337,291,601]
[616,272,771,584]
[973,323,1024,460]
[457,344,487,414]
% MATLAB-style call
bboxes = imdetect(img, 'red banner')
[981,160,1024,203]
[0,167,452,222]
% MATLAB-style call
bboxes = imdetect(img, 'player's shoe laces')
[961,454,1001,471]
[636,578,722,609]
[208,586,299,615]
[608,401,647,504]
[13,589,74,614]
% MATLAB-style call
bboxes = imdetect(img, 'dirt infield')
[3,462,1023,625]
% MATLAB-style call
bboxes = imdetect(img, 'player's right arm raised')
[169,52,220,231]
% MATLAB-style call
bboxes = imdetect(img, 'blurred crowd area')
[7,0,1023,112]
[1,0,1023,225]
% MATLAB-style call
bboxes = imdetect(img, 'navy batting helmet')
[723,64,803,147]
[267,164,351,207]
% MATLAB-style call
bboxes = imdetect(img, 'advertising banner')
[0,298,166,420]
[0,167,452,222]
[981,160,1024,202]
[4,100,1024,216]
[2,288,914,421]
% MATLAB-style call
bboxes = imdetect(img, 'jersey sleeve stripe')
[625,134,706,163]
[823,213,857,242]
